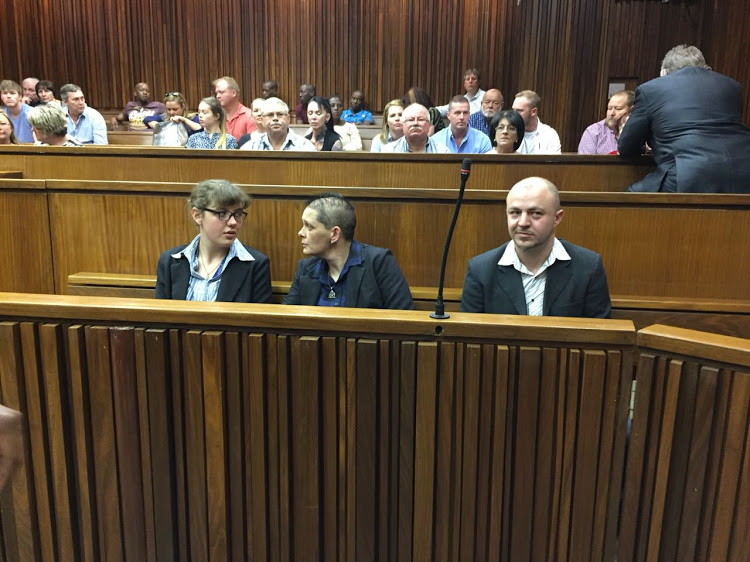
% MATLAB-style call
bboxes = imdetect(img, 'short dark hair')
[305,192,356,241]
[35,80,55,96]
[308,96,335,133]
[448,95,470,112]
[489,110,525,151]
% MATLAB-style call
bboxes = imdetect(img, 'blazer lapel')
[171,259,191,299]
[543,260,573,315]
[495,265,527,315]
[343,266,365,307]
[217,259,249,302]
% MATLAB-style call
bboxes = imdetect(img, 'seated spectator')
[370,99,404,152]
[328,95,362,150]
[468,88,504,136]
[488,110,525,154]
[403,87,445,134]
[214,76,255,139]
[341,90,374,125]
[0,112,20,145]
[249,97,316,151]
[295,84,315,124]
[144,92,201,146]
[111,82,166,131]
[237,98,266,148]
[156,179,271,303]
[512,90,561,154]
[284,192,414,309]
[1,80,33,143]
[22,77,40,106]
[436,68,485,116]
[63,85,108,144]
[27,104,83,146]
[431,96,493,154]
[59,84,78,108]
[460,177,611,317]
[383,103,450,153]
[305,96,343,151]
[261,80,278,99]
[35,80,61,107]
[578,90,634,154]
[185,97,237,149]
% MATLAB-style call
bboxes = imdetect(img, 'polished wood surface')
[1,178,749,308]
[0,145,655,190]
[2,0,747,151]
[0,293,634,561]
[619,325,750,562]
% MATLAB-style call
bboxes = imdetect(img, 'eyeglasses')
[496,124,517,132]
[165,91,182,97]
[203,208,248,222]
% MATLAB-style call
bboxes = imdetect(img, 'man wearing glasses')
[382,104,450,154]
[245,97,315,151]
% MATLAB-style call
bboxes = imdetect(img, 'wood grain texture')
[1,1,747,151]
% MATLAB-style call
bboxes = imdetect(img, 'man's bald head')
[481,89,504,119]
[508,177,561,211]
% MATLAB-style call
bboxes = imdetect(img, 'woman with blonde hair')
[144,92,201,146]
[370,99,404,152]
[185,97,237,149]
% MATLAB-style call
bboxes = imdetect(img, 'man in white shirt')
[512,90,561,154]
[246,97,315,151]
[460,177,611,317]
[436,68,486,117]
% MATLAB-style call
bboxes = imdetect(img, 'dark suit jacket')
[283,243,415,309]
[155,244,272,303]
[618,67,750,193]
[460,240,611,318]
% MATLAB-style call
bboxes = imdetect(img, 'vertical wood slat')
[168,329,188,562]
[201,332,228,562]
[459,344,481,562]
[38,324,75,562]
[85,325,124,562]
[433,342,456,562]
[224,332,245,562]
[290,337,321,560]
[109,327,148,562]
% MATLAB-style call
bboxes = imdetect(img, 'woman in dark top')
[156,179,272,303]
[304,96,343,151]
[284,192,414,309]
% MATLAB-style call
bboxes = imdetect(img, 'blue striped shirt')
[171,235,255,302]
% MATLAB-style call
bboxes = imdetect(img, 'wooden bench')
[107,130,155,145]
[0,145,656,190]
[67,272,750,337]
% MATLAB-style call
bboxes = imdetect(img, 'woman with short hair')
[489,110,525,154]
[284,192,414,309]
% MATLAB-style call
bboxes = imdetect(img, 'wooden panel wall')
[1,0,748,151]
[619,325,750,562]
[0,295,635,562]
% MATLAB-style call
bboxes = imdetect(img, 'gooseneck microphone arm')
[431,158,471,319]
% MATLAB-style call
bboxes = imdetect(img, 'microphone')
[431,158,471,319]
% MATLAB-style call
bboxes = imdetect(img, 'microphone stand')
[431,158,471,319]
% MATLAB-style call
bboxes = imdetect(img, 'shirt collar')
[171,234,255,262]
[498,237,570,275]
[314,240,363,279]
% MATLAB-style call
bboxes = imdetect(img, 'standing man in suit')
[460,177,611,318]
[619,44,750,193]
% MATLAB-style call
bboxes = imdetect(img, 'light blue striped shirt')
[498,238,571,316]
[172,235,255,302]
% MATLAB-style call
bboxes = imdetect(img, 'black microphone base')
[430,312,450,319]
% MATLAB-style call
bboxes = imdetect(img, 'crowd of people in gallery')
[2,43,749,192]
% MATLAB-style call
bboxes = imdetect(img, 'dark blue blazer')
[618,67,750,193]
[155,244,272,303]
[460,240,611,318]
[283,243,414,310]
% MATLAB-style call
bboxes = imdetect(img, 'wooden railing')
[619,325,750,562]
[0,144,655,190]
[0,293,636,561]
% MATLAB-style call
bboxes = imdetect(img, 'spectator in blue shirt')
[63,85,108,144]
[431,96,493,154]
[341,90,374,125]
[1,80,34,143]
